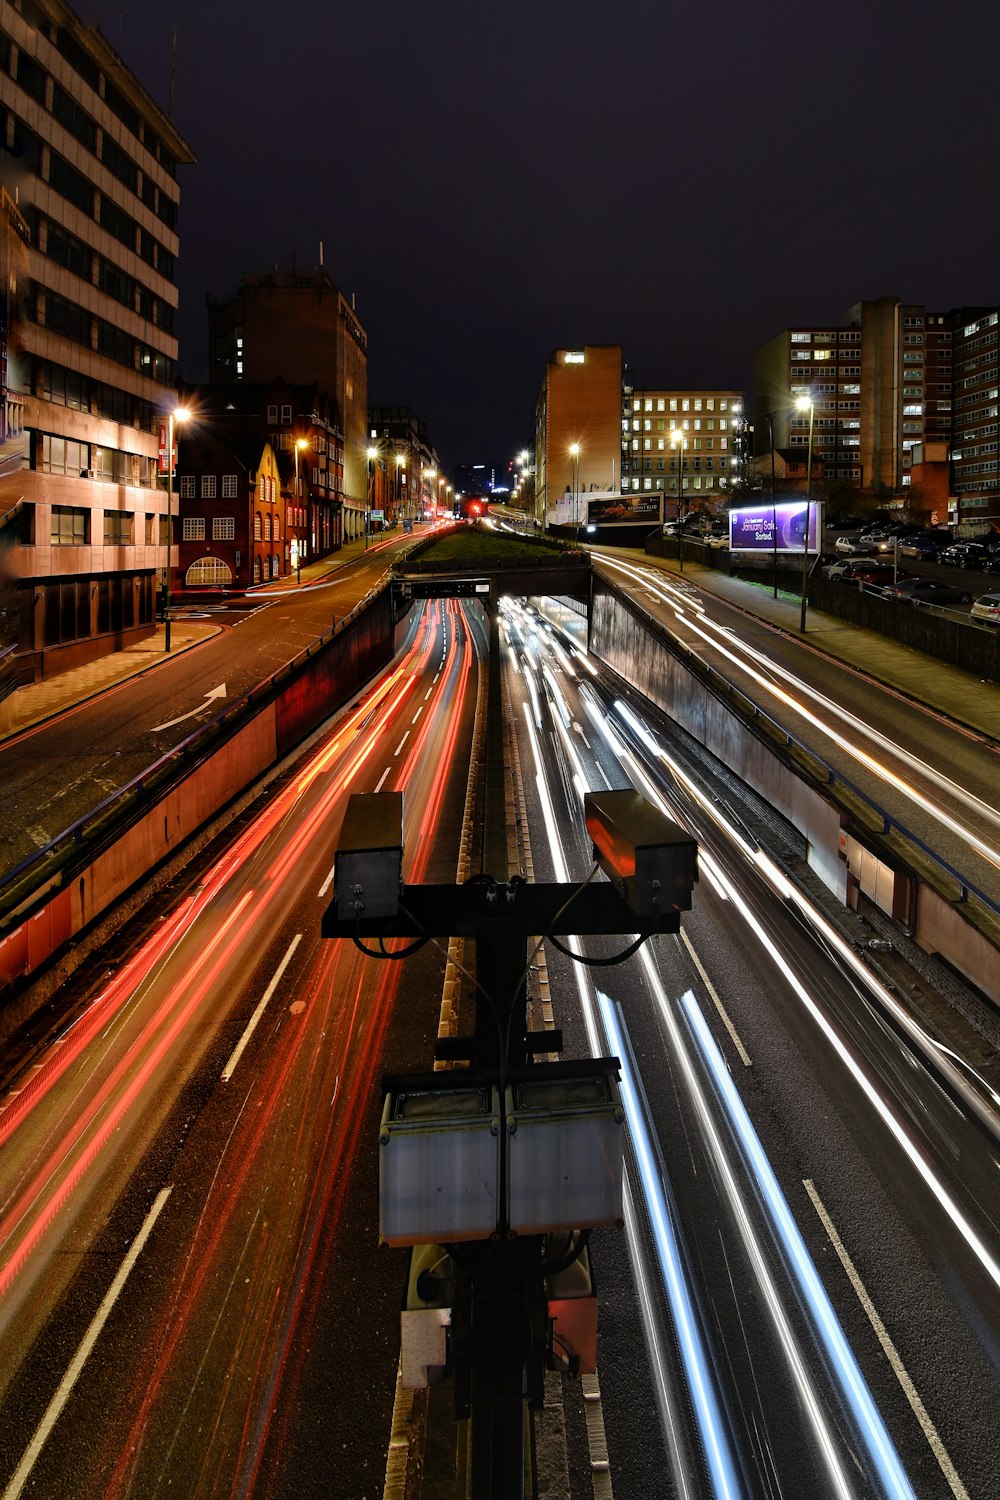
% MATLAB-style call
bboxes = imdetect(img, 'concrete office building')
[0,0,194,677]
[621,385,745,514]
[207,267,368,542]
[754,298,954,502]
[534,346,622,522]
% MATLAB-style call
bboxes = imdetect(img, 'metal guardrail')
[599,575,1000,929]
[0,585,384,929]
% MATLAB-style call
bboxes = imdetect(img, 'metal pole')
[768,412,778,599]
[676,438,685,572]
[164,411,173,652]
[799,402,814,632]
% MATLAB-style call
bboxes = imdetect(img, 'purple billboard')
[729,500,823,554]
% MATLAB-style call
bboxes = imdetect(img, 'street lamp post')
[294,437,308,583]
[569,442,581,540]
[796,395,815,631]
[164,404,190,652]
[366,445,380,548]
[672,431,687,571]
[766,411,778,598]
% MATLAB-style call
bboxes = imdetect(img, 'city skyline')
[95,0,1000,468]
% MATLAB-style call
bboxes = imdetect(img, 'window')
[254,513,262,540]
[222,474,238,498]
[103,510,133,545]
[182,516,205,540]
[201,474,217,499]
[51,505,87,544]
[180,475,195,498]
[264,515,271,540]
[281,405,292,424]
[212,516,235,540]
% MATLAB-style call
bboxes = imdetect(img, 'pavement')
[2,541,999,746]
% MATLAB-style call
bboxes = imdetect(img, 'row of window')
[3,26,178,215]
[790,331,862,343]
[629,396,737,413]
[625,437,730,454]
[626,417,732,433]
[50,503,167,546]
[33,357,158,433]
[2,110,176,281]
[30,210,175,332]
[37,432,157,485]
[32,287,175,383]
[625,475,727,491]
[183,516,236,541]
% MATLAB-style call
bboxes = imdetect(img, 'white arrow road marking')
[151,683,228,733]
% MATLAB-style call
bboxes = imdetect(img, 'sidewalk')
[607,550,1000,743]
[0,620,220,742]
[0,530,400,743]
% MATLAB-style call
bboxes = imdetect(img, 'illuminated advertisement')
[729,500,823,553]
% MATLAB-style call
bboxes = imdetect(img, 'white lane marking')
[317,864,336,898]
[394,733,410,756]
[411,706,424,725]
[680,929,752,1067]
[221,935,303,1082]
[375,766,392,792]
[3,1187,173,1500]
[424,686,434,700]
[803,1179,969,1500]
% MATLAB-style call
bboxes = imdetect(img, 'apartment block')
[207,268,368,541]
[0,0,194,676]
[754,298,958,503]
[535,346,622,521]
[621,385,745,513]
[951,308,1000,522]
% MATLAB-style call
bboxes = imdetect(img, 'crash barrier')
[0,584,407,1010]
[588,570,1000,1007]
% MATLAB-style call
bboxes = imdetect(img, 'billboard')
[729,501,823,554]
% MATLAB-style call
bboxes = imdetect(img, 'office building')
[0,0,194,676]
[535,346,622,521]
[207,268,368,542]
[621,384,746,513]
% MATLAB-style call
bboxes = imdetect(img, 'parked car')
[824,513,865,532]
[834,535,877,555]
[938,542,988,569]
[898,532,950,560]
[882,578,972,606]
[971,592,1000,624]
[822,557,914,586]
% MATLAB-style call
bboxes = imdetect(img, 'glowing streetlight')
[366,446,381,547]
[795,394,815,631]
[164,404,190,651]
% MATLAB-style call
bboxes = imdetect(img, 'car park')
[882,578,972,606]
[971,592,1000,624]
[937,542,988,569]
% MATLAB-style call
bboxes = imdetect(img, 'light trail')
[598,555,1000,871]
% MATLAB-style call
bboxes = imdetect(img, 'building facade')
[754,298,962,507]
[0,0,194,676]
[621,384,746,515]
[950,308,1000,524]
[367,406,439,529]
[535,346,622,522]
[175,426,287,591]
[207,268,368,543]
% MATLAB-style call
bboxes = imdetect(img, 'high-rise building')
[621,384,746,512]
[207,268,368,541]
[535,346,622,521]
[0,0,194,677]
[950,308,1000,522]
[754,298,958,501]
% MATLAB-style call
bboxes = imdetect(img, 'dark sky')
[95,0,1000,472]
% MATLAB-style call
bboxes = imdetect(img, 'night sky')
[97,0,1000,471]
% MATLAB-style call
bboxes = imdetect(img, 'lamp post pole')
[673,432,687,571]
[294,438,308,583]
[570,443,581,541]
[164,405,189,652]
[767,411,778,598]
[796,396,815,632]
